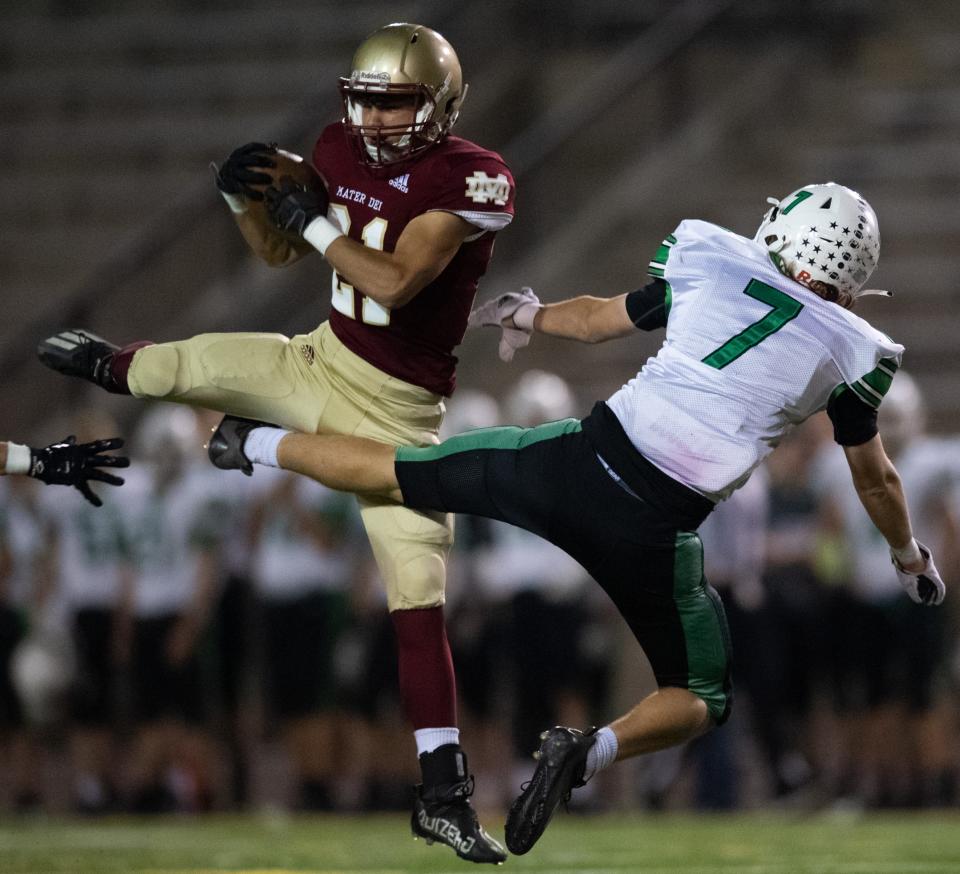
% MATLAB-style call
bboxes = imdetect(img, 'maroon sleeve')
[424,151,515,228]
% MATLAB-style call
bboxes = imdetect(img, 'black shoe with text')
[505,726,598,855]
[207,415,275,477]
[411,777,507,865]
[37,329,118,388]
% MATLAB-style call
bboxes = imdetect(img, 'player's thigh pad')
[128,332,323,433]
[667,532,733,725]
[358,494,453,611]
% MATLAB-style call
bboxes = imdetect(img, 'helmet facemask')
[340,78,452,168]
[754,183,883,306]
[338,24,466,170]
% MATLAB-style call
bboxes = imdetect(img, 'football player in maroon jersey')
[38,23,511,863]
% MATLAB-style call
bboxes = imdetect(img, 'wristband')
[220,190,247,215]
[891,538,922,568]
[513,301,543,332]
[5,443,31,475]
[303,216,345,256]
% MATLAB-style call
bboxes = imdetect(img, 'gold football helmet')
[339,23,467,168]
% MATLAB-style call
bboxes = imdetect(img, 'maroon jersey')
[312,122,515,396]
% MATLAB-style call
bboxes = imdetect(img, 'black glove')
[29,436,129,508]
[265,178,330,236]
[213,142,277,201]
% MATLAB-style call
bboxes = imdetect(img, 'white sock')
[243,426,290,468]
[583,726,618,782]
[5,443,31,475]
[414,727,460,756]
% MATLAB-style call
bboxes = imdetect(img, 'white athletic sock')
[414,727,460,756]
[243,426,290,468]
[583,726,618,782]
[4,443,31,475]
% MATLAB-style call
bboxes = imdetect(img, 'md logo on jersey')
[389,173,410,194]
[465,171,510,206]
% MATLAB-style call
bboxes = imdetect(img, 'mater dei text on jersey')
[335,185,384,212]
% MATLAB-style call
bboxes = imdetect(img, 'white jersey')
[249,467,359,601]
[607,220,903,500]
[117,461,225,618]
[39,484,126,611]
[470,520,589,603]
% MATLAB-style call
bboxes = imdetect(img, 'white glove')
[892,541,946,606]
[467,287,542,362]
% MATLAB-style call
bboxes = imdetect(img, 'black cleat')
[411,777,507,865]
[207,415,275,477]
[505,726,598,855]
[37,329,118,388]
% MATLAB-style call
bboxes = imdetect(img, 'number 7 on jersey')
[702,279,803,369]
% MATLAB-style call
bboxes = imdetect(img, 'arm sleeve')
[427,154,515,233]
[827,385,879,446]
[625,278,670,331]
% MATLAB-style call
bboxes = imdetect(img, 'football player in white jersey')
[0,437,127,504]
[207,182,946,854]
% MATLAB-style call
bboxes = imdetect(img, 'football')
[245,148,327,240]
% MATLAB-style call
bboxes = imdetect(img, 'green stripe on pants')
[396,418,582,462]
[672,532,732,723]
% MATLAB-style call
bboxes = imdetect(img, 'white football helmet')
[879,370,925,456]
[440,389,501,439]
[754,183,880,300]
[504,370,576,428]
[11,630,77,726]
[134,404,199,466]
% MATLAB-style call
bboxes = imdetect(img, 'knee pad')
[386,549,447,612]
[128,345,180,398]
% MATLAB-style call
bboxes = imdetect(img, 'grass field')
[3,812,960,874]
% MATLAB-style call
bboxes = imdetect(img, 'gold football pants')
[127,321,452,611]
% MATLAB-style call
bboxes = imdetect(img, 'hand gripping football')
[245,148,329,240]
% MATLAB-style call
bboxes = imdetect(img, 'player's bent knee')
[386,552,447,611]
[689,677,733,727]
[128,345,180,398]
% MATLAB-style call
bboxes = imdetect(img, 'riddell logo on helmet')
[353,70,390,85]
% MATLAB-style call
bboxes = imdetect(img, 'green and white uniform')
[609,220,903,500]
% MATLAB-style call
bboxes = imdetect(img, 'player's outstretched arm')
[532,293,638,343]
[469,287,638,362]
[843,434,946,605]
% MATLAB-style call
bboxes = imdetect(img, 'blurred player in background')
[493,372,600,794]
[40,410,130,814]
[120,407,223,813]
[815,372,960,807]
[248,469,363,811]
[211,182,947,856]
[1,429,126,811]
[0,472,52,811]
[38,22,512,862]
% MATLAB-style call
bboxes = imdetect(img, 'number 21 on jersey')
[328,204,390,326]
